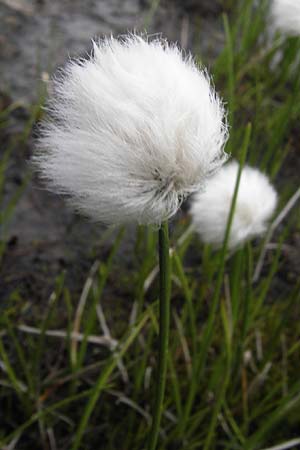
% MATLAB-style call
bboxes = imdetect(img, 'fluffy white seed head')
[270,0,300,36]
[190,161,278,249]
[33,34,228,225]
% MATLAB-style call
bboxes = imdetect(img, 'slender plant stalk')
[179,123,252,437]
[147,221,172,450]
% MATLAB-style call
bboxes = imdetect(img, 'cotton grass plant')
[33,34,228,226]
[190,161,278,249]
[270,0,300,36]
[32,33,228,450]
[2,1,300,449]
[267,0,300,75]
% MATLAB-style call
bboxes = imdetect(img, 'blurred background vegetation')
[1,0,300,449]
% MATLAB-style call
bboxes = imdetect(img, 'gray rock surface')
[0,0,224,102]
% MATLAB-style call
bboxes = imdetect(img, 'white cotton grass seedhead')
[270,0,300,36]
[33,34,228,226]
[190,161,278,249]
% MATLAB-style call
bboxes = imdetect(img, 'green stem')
[179,123,252,437]
[147,221,172,450]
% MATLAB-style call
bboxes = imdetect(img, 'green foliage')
[1,0,300,449]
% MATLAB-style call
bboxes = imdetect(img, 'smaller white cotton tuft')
[270,0,300,36]
[190,161,278,249]
[33,34,228,226]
